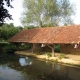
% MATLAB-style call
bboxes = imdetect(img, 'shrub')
[4,43,17,53]
[17,43,31,50]
[46,52,51,58]
[58,53,66,59]
[54,45,60,52]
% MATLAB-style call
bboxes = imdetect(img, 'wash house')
[8,25,80,56]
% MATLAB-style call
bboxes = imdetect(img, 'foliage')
[54,44,60,52]
[36,72,46,80]
[58,53,66,59]
[18,43,31,50]
[0,23,23,40]
[0,42,31,53]
[0,0,13,25]
[0,42,17,53]
[24,25,36,30]
[4,43,17,53]
[21,0,75,27]
[46,52,51,58]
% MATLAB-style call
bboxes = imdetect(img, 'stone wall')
[60,44,80,55]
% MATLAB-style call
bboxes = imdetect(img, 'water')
[0,53,80,80]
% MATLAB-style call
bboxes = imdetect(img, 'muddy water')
[0,53,80,80]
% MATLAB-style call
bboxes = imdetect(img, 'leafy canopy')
[0,23,23,40]
[21,0,75,27]
[0,0,13,26]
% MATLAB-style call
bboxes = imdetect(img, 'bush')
[3,43,17,53]
[58,53,66,59]
[54,45,60,52]
[17,43,31,50]
[46,52,51,58]
[0,42,32,53]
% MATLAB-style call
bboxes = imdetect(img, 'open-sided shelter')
[8,25,80,56]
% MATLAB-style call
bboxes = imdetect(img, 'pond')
[0,53,80,80]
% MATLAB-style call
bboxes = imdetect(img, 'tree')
[0,23,22,40]
[0,0,13,26]
[21,0,75,27]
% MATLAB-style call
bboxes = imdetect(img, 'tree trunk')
[47,44,55,57]
[51,47,55,57]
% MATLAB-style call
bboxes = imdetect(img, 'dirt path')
[66,54,80,61]
[15,51,80,66]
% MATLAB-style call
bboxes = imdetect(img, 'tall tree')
[21,0,75,27]
[0,0,13,26]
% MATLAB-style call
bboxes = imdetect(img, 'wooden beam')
[32,44,34,53]
[47,44,55,57]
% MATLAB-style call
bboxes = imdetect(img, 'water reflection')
[54,63,60,70]
[0,54,80,80]
[0,54,37,80]
[19,57,32,66]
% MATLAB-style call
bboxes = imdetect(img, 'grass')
[0,41,9,43]
[0,41,9,46]
[58,53,66,59]
[45,52,51,58]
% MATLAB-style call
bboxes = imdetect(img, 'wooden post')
[47,44,55,57]
[32,44,34,53]
[16,43,19,51]
[52,46,55,57]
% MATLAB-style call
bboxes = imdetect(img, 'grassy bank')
[0,42,17,53]
[0,41,31,53]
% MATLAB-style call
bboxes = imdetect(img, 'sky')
[6,0,23,26]
[6,0,80,26]
[70,0,80,24]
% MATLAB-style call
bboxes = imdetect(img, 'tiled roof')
[8,25,80,44]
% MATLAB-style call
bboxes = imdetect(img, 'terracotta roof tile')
[8,25,80,44]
